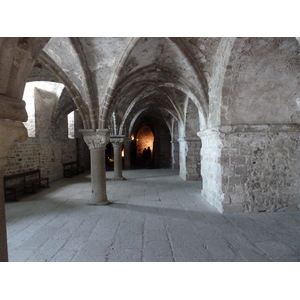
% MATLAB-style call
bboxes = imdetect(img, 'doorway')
[136,125,154,167]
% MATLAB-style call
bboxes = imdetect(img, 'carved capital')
[0,94,28,122]
[0,119,28,167]
[123,137,132,145]
[178,136,201,142]
[110,135,125,146]
[80,129,110,150]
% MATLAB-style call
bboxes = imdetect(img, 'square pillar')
[177,137,201,181]
[198,125,300,213]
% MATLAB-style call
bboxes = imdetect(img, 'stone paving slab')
[5,169,300,262]
[107,249,142,262]
[237,248,272,262]
[255,240,299,259]
[8,249,35,262]
[49,249,77,262]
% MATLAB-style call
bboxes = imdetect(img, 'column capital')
[178,136,201,142]
[0,119,28,167]
[123,137,132,144]
[110,135,125,145]
[80,129,110,150]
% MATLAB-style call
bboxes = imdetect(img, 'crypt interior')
[0,37,300,262]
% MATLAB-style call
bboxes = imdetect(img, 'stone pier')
[110,135,126,181]
[123,137,131,170]
[80,129,111,205]
[178,137,201,181]
[199,124,300,213]
[0,119,28,261]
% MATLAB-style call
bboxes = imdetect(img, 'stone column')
[123,137,131,170]
[0,166,7,262]
[0,119,28,262]
[177,137,187,180]
[110,135,126,181]
[171,140,179,169]
[80,129,111,205]
[177,136,201,181]
[197,129,224,213]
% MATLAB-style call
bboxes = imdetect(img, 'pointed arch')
[208,37,236,127]
[38,51,92,129]
[69,37,99,129]
[108,64,208,129]
[100,37,141,128]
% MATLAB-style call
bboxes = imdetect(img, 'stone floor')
[4,169,300,262]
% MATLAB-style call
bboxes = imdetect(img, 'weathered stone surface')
[81,129,110,149]
[0,95,27,121]
[3,84,82,181]
[199,121,300,213]
[0,119,28,167]
[4,169,300,262]
[1,37,300,228]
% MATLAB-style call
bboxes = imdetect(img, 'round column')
[123,137,131,170]
[81,129,111,205]
[110,135,126,181]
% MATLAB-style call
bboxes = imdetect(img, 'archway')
[135,125,154,168]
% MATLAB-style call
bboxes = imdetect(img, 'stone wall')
[185,138,201,181]
[4,134,78,182]
[221,125,300,213]
[198,130,223,212]
[199,37,300,213]
[199,125,300,213]
[3,84,86,182]
[222,38,300,126]
[178,137,201,181]
[153,123,172,169]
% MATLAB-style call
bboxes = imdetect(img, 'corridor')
[5,169,300,262]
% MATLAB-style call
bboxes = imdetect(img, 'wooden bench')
[63,161,84,178]
[4,170,49,201]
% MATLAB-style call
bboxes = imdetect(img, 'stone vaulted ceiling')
[37,37,221,133]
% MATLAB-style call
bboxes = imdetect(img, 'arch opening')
[67,111,75,139]
[23,81,65,138]
[135,125,154,168]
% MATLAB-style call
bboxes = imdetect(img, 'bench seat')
[63,161,84,178]
[4,170,50,201]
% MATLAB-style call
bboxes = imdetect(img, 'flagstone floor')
[5,169,300,262]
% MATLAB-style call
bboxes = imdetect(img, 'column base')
[110,176,126,181]
[88,200,112,206]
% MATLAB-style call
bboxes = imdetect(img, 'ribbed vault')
[35,37,222,136]
[105,37,214,140]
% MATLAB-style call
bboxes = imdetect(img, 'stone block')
[107,249,142,262]
[237,248,272,262]
[217,156,229,164]
[228,176,241,186]
[235,166,247,175]
[186,156,195,163]
[222,194,231,204]
[222,204,245,213]
[230,156,246,166]
[255,240,299,258]
[231,193,246,204]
